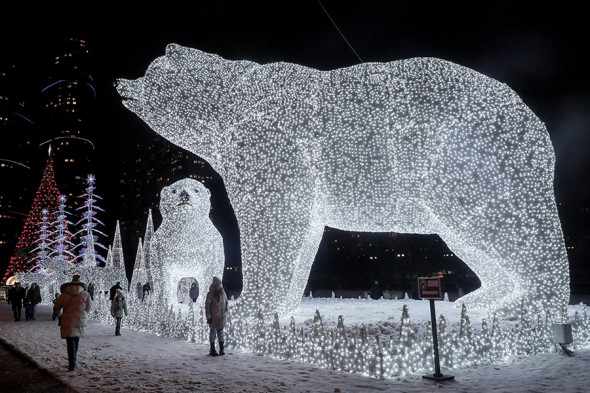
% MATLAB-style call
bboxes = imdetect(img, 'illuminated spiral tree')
[48,195,76,263]
[74,175,107,266]
[28,209,51,272]
[117,44,570,319]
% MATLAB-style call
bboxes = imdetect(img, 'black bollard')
[423,299,454,381]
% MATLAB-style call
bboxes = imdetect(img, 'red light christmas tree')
[3,154,62,279]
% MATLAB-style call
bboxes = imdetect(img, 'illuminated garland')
[117,44,570,319]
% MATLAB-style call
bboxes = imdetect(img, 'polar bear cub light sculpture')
[117,44,570,318]
[149,178,224,306]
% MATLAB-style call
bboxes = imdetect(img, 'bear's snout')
[115,78,143,109]
[179,190,190,203]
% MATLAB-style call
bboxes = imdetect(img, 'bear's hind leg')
[481,199,570,319]
[437,231,516,312]
[281,221,325,314]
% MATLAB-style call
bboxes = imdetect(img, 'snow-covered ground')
[1,298,589,392]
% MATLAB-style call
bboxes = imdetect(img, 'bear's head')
[116,44,248,157]
[159,178,212,219]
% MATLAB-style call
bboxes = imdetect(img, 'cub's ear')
[165,43,184,65]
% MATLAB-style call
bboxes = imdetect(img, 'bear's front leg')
[225,128,321,320]
[231,187,318,319]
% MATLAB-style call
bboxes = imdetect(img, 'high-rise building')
[38,36,98,212]
[0,62,35,274]
[0,34,101,277]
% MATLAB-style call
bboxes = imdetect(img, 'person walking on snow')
[7,282,26,321]
[110,288,128,336]
[142,282,151,301]
[53,275,91,371]
[109,281,122,300]
[136,282,143,301]
[25,282,42,319]
[189,282,199,302]
[205,276,228,356]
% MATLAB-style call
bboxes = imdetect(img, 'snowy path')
[0,302,588,392]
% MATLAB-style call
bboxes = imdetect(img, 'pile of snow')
[1,299,589,392]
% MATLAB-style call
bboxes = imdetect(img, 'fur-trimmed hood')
[60,281,87,294]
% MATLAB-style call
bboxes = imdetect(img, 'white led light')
[117,44,570,318]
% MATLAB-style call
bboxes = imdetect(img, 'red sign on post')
[418,277,442,299]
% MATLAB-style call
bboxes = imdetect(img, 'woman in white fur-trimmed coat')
[53,275,92,371]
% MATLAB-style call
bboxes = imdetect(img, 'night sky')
[2,2,589,288]
[6,1,587,202]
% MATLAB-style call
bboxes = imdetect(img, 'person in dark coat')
[142,282,150,301]
[205,277,228,356]
[53,275,91,371]
[87,283,95,300]
[24,297,34,321]
[136,282,143,301]
[25,282,42,319]
[189,282,199,302]
[109,282,122,301]
[370,280,383,300]
[7,282,26,321]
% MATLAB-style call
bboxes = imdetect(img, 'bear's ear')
[166,43,181,56]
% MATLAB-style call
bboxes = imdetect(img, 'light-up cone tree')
[143,209,154,285]
[130,239,148,297]
[74,174,108,266]
[104,220,128,288]
[4,155,61,279]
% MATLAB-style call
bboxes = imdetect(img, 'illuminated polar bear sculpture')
[149,178,224,306]
[117,44,570,318]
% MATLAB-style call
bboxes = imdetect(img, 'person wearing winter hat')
[205,276,228,356]
[53,274,91,371]
[110,288,128,336]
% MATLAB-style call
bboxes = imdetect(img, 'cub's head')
[159,178,211,219]
[116,44,240,153]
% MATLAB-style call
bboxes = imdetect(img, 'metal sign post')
[418,277,454,382]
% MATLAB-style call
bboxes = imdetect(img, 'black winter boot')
[209,342,218,356]
[115,328,121,336]
[219,342,225,356]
